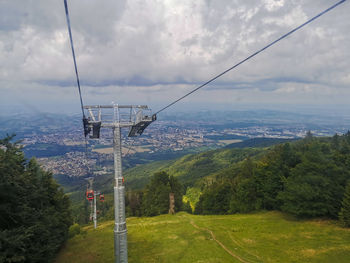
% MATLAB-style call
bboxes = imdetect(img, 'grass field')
[55,211,350,263]
[218,139,242,145]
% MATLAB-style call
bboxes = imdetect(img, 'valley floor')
[55,211,350,263]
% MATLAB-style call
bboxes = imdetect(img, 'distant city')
[2,109,350,177]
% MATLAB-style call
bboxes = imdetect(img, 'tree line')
[193,132,350,226]
[105,132,350,228]
[0,136,72,262]
[125,171,185,217]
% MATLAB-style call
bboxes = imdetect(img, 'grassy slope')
[55,212,350,263]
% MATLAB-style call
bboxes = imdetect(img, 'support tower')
[83,104,156,263]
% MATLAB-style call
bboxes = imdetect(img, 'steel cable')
[155,0,347,115]
[64,0,85,117]
[64,0,91,173]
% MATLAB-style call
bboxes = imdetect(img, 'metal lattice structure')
[83,104,156,263]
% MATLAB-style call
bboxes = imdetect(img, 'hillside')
[92,146,264,193]
[61,134,350,223]
[194,133,350,218]
[57,141,268,223]
[55,212,350,263]
[225,137,296,149]
[58,137,291,196]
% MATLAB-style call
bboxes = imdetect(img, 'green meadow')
[55,211,350,263]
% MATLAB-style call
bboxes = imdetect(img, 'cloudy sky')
[0,0,349,114]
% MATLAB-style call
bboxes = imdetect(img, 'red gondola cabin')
[86,190,94,201]
[100,194,105,202]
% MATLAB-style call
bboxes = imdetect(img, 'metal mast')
[93,190,101,229]
[93,191,97,229]
[90,199,93,221]
[83,104,156,263]
[113,125,127,262]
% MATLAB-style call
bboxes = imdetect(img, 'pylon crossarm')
[83,104,156,138]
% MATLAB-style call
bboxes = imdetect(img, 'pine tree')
[142,171,183,216]
[339,181,350,227]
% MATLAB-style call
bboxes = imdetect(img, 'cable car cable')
[124,139,136,157]
[63,0,85,117]
[155,0,347,115]
[63,0,92,174]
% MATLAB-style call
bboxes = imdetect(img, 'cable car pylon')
[63,1,156,260]
[84,104,155,262]
[86,188,103,229]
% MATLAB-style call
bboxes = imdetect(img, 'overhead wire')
[155,0,347,115]
[63,0,85,118]
[63,0,91,173]
[62,0,346,164]
[124,139,136,157]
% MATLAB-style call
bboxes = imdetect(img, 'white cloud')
[263,6,307,27]
[263,0,285,12]
[0,0,349,113]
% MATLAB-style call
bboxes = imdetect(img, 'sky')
[0,0,349,115]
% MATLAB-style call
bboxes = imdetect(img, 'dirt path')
[189,220,251,263]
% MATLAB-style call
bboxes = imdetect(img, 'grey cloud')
[0,0,349,110]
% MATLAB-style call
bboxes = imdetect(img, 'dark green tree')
[278,143,344,218]
[142,171,182,216]
[126,190,143,217]
[305,130,313,141]
[230,178,258,213]
[331,134,340,150]
[196,183,231,214]
[0,136,72,263]
[339,181,350,227]
[194,135,350,219]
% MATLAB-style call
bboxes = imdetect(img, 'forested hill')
[62,138,270,223]
[61,134,350,227]
[225,137,296,149]
[92,137,301,192]
[195,132,350,222]
[120,133,350,224]
[92,144,266,193]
